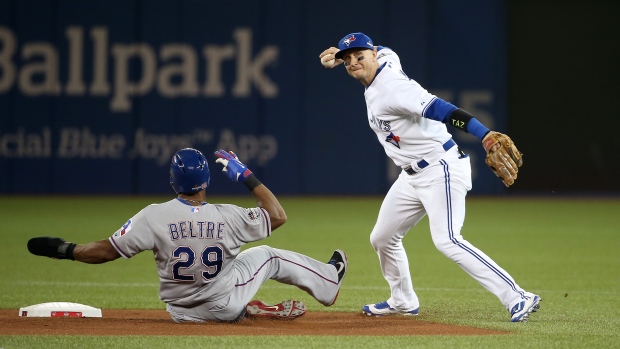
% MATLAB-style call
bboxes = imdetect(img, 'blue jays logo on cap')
[342,35,357,46]
[335,32,374,59]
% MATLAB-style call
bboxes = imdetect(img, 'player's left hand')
[214,149,254,182]
[482,132,523,187]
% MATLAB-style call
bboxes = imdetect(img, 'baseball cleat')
[245,300,306,320]
[327,249,348,305]
[510,293,541,322]
[362,301,419,316]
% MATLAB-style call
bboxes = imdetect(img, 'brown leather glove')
[482,132,523,187]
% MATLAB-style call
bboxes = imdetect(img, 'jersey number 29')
[172,245,223,281]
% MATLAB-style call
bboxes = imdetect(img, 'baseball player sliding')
[319,32,539,322]
[27,148,348,322]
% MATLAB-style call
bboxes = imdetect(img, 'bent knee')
[370,230,400,251]
[369,232,383,250]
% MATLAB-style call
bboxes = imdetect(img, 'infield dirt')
[0,309,508,336]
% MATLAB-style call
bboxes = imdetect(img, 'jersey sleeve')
[386,77,438,117]
[217,204,271,245]
[375,48,437,117]
[109,207,155,259]
[376,46,403,71]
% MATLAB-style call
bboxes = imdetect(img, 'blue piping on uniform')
[440,160,525,297]
[366,62,388,89]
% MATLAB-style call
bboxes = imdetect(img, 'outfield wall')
[0,0,507,195]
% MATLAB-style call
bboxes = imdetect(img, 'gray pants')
[167,245,339,322]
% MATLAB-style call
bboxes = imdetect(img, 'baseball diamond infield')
[0,310,508,336]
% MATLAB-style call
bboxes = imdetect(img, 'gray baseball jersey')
[109,197,341,322]
[109,198,270,306]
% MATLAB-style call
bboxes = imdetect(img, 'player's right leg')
[364,173,425,316]
[244,249,347,319]
[232,245,347,314]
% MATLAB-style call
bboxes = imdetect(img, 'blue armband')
[465,116,491,140]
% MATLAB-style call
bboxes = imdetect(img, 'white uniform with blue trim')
[109,198,340,322]
[365,46,529,312]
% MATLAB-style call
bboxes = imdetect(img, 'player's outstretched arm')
[27,237,121,263]
[73,240,122,263]
[214,149,287,230]
[319,47,344,68]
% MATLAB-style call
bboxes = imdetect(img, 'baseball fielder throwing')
[27,148,348,322]
[319,32,540,322]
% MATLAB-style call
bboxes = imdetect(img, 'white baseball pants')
[370,147,528,312]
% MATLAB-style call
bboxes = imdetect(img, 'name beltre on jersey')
[168,220,225,241]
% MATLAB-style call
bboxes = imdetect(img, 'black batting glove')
[27,237,76,260]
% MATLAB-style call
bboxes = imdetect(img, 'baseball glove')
[482,132,523,187]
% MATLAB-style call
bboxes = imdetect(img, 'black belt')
[405,164,425,175]
[403,139,456,175]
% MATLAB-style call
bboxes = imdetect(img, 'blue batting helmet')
[170,148,210,194]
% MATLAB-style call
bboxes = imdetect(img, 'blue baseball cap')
[335,32,374,59]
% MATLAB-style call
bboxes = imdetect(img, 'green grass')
[1,195,619,348]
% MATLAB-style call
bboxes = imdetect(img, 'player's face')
[342,48,378,86]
